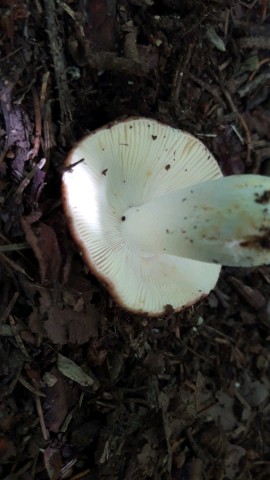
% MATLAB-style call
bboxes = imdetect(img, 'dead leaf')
[43,368,69,433]
[195,371,214,410]
[57,353,100,390]
[71,420,101,448]
[21,218,61,284]
[82,0,116,52]
[45,304,99,345]
[136,442,156,477]
[44,444,62,480]
[143,351,165,374]
[224,444,246,479]
[29,309,47,337]
[201,390,237,432]
[240,372,270,407]
[228,276,266,310]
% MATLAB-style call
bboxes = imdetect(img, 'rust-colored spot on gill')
[255,190,270,204]
[240,230,270,250]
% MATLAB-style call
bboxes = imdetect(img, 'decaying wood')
[44,0,73,144]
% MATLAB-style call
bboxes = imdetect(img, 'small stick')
[0,242,30,252]
[40,71,50,111]
[1,291,19,324]
[0,251,34,280]
[9,315,30,358]
[18,376,46,397]
[68,470,91,480]
[15,158,46,197]
[35,395,49,440]
[223,89,252,165]
[62,158,85,173]
[12,460,33,477]
[29,88,42,159]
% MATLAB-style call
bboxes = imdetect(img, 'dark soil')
[1,1,270,479]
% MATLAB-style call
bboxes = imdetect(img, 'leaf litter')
[0,1,270,479]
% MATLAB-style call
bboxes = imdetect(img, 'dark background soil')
[0,1,270,479]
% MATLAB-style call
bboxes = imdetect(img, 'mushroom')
[62,118,270,316]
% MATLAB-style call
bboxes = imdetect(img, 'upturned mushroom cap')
[62,118,222,315]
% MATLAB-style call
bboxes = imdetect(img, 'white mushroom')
[62,118,270,316]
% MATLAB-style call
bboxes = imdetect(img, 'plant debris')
[0,1,270,479]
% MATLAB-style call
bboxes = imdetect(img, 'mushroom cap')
[62,118,222,316]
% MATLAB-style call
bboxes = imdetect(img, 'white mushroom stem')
[121,175,270,267]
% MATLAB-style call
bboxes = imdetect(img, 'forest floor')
[0,1,270,479]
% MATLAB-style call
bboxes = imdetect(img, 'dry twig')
[29,87,42,159]
[223,89,252,165]
[0,291,19,324]
[18,375,46,396]
[0,251,33,279]
[9,314,30,358]
[35,395,50,440]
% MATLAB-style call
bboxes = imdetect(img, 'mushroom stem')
[121,175,270,266]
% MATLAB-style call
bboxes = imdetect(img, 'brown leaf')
[143,351,165,374]
[21,218,61,284]
[228,276,266,310]
[44,444,62,480]
[201,390,237,432]
[43,368,78,433]
[82,0,116,52]
[224,444,246,479]
[69,302,99,340]
[44,304,99,345]
[29,309,48,337]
